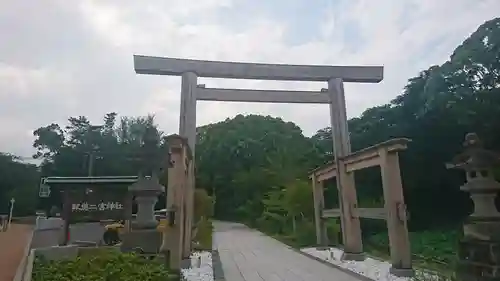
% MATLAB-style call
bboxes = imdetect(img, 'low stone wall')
[13,217,64,281]
[31,218,64,249]
[12,231,34,281]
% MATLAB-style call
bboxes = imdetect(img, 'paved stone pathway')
[213,221,362,281]
[0,224,32,281]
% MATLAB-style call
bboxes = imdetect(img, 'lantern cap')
[446,133,500,170]
[128,173,165,193]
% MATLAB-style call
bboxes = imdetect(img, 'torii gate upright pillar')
[328,78,364,260]
[179,72,197,258]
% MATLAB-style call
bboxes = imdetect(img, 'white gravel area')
[181,251,214,281]
[301,247,452,281]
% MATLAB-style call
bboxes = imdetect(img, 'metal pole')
[86,125,102,177]
[8,198,15,229]
[88,152,94,176]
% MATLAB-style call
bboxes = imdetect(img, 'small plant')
[411,269,456,281]
[32,250,180,281]
[325,218,341,245]
[366,229,459,274]
[193,217,213,250]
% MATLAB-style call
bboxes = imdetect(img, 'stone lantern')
[128,174,165,229]
[129,126,165,229]
[120,173,165,255]
[447,133,500,281]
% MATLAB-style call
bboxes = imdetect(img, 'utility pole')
[88,151,95,176]
[85,125,103,177]
[8,198,15,229]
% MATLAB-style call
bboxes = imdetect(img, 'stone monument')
[447,133,500,281]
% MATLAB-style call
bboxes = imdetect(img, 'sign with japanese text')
[71,201,124,212]
[65,186,129,223]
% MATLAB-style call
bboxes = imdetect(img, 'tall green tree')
[0,153,40,215]
[195,114,321,220]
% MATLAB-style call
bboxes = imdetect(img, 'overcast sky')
[1,0,499,159]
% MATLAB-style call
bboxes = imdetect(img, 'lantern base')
[389,267,414,277]
[341,251,365,261]
[120,229,162,254]
[456,239,500,281]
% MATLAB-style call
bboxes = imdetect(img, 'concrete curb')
[21,250,35,281]
[13,228,34,281]
[290,248,374,281]
[211,249,225,281]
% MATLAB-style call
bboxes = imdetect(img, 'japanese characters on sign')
[71,201,124,212]
[66,186,129,222]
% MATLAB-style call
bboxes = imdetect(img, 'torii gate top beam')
[134,55,384,83]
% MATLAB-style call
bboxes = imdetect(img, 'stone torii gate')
[132,54,383,259]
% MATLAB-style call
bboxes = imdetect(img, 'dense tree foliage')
[195,114,322,220]
[0,153,39,215]
[32,113,165,177]
[1,17,499,254]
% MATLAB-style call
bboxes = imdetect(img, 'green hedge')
[32,250,180,281]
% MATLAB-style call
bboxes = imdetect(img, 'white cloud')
[0,0,499,158]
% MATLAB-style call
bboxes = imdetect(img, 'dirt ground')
[0,224,33,281]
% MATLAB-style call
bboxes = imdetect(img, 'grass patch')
[366,230,459,275]
[33,249,180,281]
[193,217,213,250]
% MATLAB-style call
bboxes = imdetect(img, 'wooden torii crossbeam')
[310,138,413,276]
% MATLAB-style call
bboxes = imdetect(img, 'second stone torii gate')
[132,54,383,259]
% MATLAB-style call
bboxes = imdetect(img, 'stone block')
[35,245,78,261]
[491,243,500,264]
[35,217,63,230]
[69,223,105,244]
[341,252,365,261]
[459,239,500,266]
[457,261,500,280]
[31,228,64,249]
[72,240,98,247]
[389,267,414,277]
[456,238,500,281]
[120,229,163,254]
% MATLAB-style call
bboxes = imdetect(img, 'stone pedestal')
[132,196,158,229]
[120,229,163,254]
[341,252,366,261]
[457,238,500,281]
